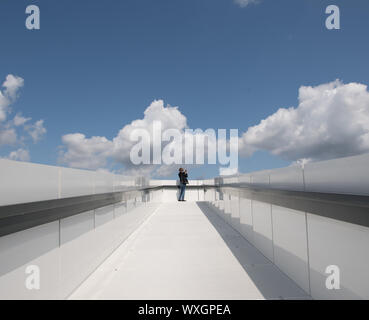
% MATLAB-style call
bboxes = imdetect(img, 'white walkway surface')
[70,202,310,300]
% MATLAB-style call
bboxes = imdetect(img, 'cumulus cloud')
[60,100,232,176]
[0,75,24,123]
[60,133,114,170]
[0,91,9,122]
[234,0,260,8]
[0,74,46,161]
[13,114,31,126]
[25,119,47,143]
[8,148,30,162]
[112,100,187,164]
[60,100,190,175]
[0,127,17,146]
[240,80,369,163]
[3,75,24,100]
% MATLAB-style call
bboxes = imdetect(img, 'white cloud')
[0,74,46,160]
[25,119,47,143]
[13,114,31,126]
[60,100,237,177]
[234,0,260,8]
[240,80,369,162]
[60,133,114,170]
[60,100,189,175]
[0,75,25,124]
[8,148,30,162]
[0,127,17,146]
[3,74,24,100]
[0,91,10,122]
[112,100,187,164]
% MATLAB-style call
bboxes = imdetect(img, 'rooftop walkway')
[70,202,310,300]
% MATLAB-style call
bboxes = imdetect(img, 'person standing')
[178,168,188,201]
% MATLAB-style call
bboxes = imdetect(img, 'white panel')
[307,214,369,299]
[238,174,251,184]
[114,202,126,218]
[150,190,163,203]
[0,159,59,205]
[223,194,232,222]
[212,200,219,209]
[126,198,136,212]
[184,189,199,202]
[272,206,309,294]
[251,170,270,187]
[114,175,136,190]
[157,189,164,202]
[114,203,158,245]
[230,194,240,219]
[198,189,205,201]
[162,189,179,202]
[217,200,225,214]
[0,222,60,299]
[114,202,137,244]
[270,166,304,191]
[304,153,369,195]
[230,194,240,232]
[94,205,116,265]
[60,168,95,198]
[252,200,274,262]
[204,189,215,201]
[239,198,254,243]
[59,211,96,297]
[94,172,114,194]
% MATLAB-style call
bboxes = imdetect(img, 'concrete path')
[70,202,310,300]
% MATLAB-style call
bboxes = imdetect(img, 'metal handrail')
[1,183,368,238]
[217,183,369,228]
[0,186,155,238]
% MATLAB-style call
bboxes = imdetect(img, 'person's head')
[179,168,184,172]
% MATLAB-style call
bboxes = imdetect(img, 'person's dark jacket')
[178,172,189,185]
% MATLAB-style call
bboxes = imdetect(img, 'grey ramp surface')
[70,202,310,300]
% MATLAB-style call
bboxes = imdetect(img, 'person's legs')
[179,183,186,201]
[181,184,186,201]
[179,184,184,201]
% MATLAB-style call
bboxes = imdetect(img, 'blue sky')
[1,0,369,179]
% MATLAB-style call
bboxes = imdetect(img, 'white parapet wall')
[209,153,369,300]
[0,159,141,206]
[0,159,159,299]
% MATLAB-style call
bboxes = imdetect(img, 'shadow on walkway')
[196,202,311,300]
